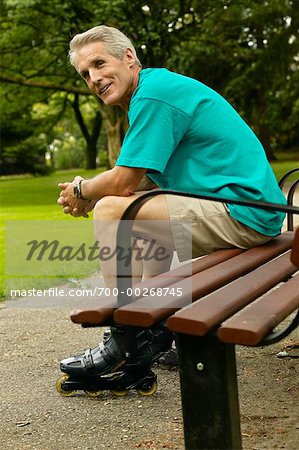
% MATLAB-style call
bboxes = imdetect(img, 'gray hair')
[69,25,141,68]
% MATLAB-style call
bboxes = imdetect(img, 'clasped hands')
[57,176,95,218]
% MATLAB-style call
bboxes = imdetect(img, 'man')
[58,25,286,381]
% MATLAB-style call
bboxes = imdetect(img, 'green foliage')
[1,0,298,172]
[53,135,86,170]
[0,96,50,174]
[0,0,102,173]
[0,135,50,175]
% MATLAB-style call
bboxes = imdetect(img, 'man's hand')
[57,167,148,217]
[57,176,94,218]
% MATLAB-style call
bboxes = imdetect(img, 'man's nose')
[89,69,102,84]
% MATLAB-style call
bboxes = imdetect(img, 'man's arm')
[58,166,147,216]
[81,166,147,199]
[135,175,158,192]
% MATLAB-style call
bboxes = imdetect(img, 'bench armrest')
[291,227,299,267]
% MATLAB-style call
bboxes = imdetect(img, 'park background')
[1,0,299,299]
[0,3,298,450]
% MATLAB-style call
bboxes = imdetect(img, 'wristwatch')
[73,179,87,200]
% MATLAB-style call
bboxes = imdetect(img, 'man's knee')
[93,196,131,220]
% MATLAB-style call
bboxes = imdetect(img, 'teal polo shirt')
[116,68,286,236]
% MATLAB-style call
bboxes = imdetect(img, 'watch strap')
[73,179,87,200]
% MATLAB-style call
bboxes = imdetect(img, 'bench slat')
[70,248,242,325]
[70,297,118,325]
[217,274,299,345]
[167,252,297,336]
[125,247,243,297]
[114,233,294,327]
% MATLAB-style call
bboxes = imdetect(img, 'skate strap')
[82,349,95,370]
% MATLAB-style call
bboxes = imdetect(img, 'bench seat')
[166,249,297,338]
[70,247,243,325]
[71,232,295,329]
[217,274,299,345]
[114,232,295,326]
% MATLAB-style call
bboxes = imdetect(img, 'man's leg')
[93,193,175,288]
[58,193,176,380]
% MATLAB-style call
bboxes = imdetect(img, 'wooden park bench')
[69,169,299,450]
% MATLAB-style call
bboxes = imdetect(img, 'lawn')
[0,159,298,300]
[270,160,299,184]
[0,169,100,299]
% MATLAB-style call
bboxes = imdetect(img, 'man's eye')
[95,60,104,68]
[82,72,89,80]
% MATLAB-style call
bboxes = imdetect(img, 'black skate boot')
[155,332,178,369]
[59,325,154,377]
[155,347,178,369]
[59,324,173,378]
[56,325,160,397]
[101,325,173,362]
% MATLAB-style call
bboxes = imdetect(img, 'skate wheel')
[55,374,77,397]
[137,380,158,396]
[110,389,128,397]
[84,390,102,398]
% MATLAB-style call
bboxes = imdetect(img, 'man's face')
[75,41,137,110]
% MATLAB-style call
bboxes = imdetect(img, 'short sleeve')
[116,98,190,173]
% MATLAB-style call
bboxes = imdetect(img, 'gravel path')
[1,305,298,450]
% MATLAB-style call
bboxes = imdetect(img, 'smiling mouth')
[100,83,112,95]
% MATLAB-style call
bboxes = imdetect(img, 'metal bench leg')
[176,333,242,450]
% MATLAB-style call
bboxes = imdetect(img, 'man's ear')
[125,47,136,67]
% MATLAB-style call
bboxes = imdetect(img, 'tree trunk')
[85,140,98,169]
[253,29,276,162]
[258,125,276,162]
[254,103,276,162]
[102,106,128,167]
[72,95,102,169]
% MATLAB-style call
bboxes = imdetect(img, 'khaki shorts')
[166,195,273,262]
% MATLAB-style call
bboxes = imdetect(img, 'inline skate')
[56,325,173,397]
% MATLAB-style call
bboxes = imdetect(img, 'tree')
[0,0,102,170]
[225,0,299,160]
[1,0,298,173]
[0,95,48,175]
[1,0,226,169]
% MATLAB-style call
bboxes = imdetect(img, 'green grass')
[270,160,299,184]
[1,158,298,300]
[0,169,101,299]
